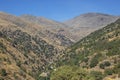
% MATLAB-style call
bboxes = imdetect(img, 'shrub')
[99,63,105,69]
[104,68,114,75]
[99,61,111,69]
[114,63,120,74]
[90,57,98,68]
[16,60,21,67]
[89,53,102,68]
[0,42,6,53]
[104,61,111,66]
[90,71,104,80]
[1,69,7,76]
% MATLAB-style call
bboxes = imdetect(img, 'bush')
[1,69,7,76]
[0,42,6,53]
[89,53,102,68]
[99,61,111,69]
[104,61,111,66]
[104,68,114,75]
[90,71,104,80]
[90,57,98,68]
[16,60,21,67]
[99,63,105,69]
[114,63,120,74]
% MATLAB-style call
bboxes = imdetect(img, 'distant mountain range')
[20,13,119,41]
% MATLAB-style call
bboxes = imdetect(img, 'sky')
[0,0,120,22]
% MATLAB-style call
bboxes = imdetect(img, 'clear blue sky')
[0,0,120,22]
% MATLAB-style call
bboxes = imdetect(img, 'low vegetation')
[52,19,120,80]
[0,12,120,80]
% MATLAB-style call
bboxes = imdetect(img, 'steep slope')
[1,11,120,80]
[0,17,62,79]
[0,12,73,80]
[20,15,67,30]
[20,15,75,42]
[64,13,119,41]
[0,12,73,48]
[52,18,120,80]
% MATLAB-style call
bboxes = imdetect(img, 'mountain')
[52,18,120,80]
[22,13,119,42]
[0,12,73,80]
[20,15,67,30]
[20,15,75,42]
[64,13,119,41]
[0,12,73,47]
[0,11,120,80]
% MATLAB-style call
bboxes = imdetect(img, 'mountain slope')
[0,12,73,47]
[20,15,75,42]
[0,12,120,80]
[20,15,68,30]
[64,13,119,41]
[65,18,120,66]
[0,12,73,80]
[53,18,120,80]
[0,18,61,79]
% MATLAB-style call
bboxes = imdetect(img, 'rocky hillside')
[0,19,60,80]
[21,13,119,42]
[0,12,73,48]
[52,18,120,80]
[20,15,75,42]
[64,13,119,41]
[0,12,120,80]
[0,12,73,80]
[20,15,67,30]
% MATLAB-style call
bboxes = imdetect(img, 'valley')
[0,12,120,80]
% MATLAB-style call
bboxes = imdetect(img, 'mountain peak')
[80,12,113,17]
[72,12,116,20]
[64,13,119,41]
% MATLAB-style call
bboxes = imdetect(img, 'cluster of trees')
[50,65,104,80]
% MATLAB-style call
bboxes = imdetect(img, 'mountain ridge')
[0,12,73,80]
[64,12,119,41]
[52,18,120,80]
